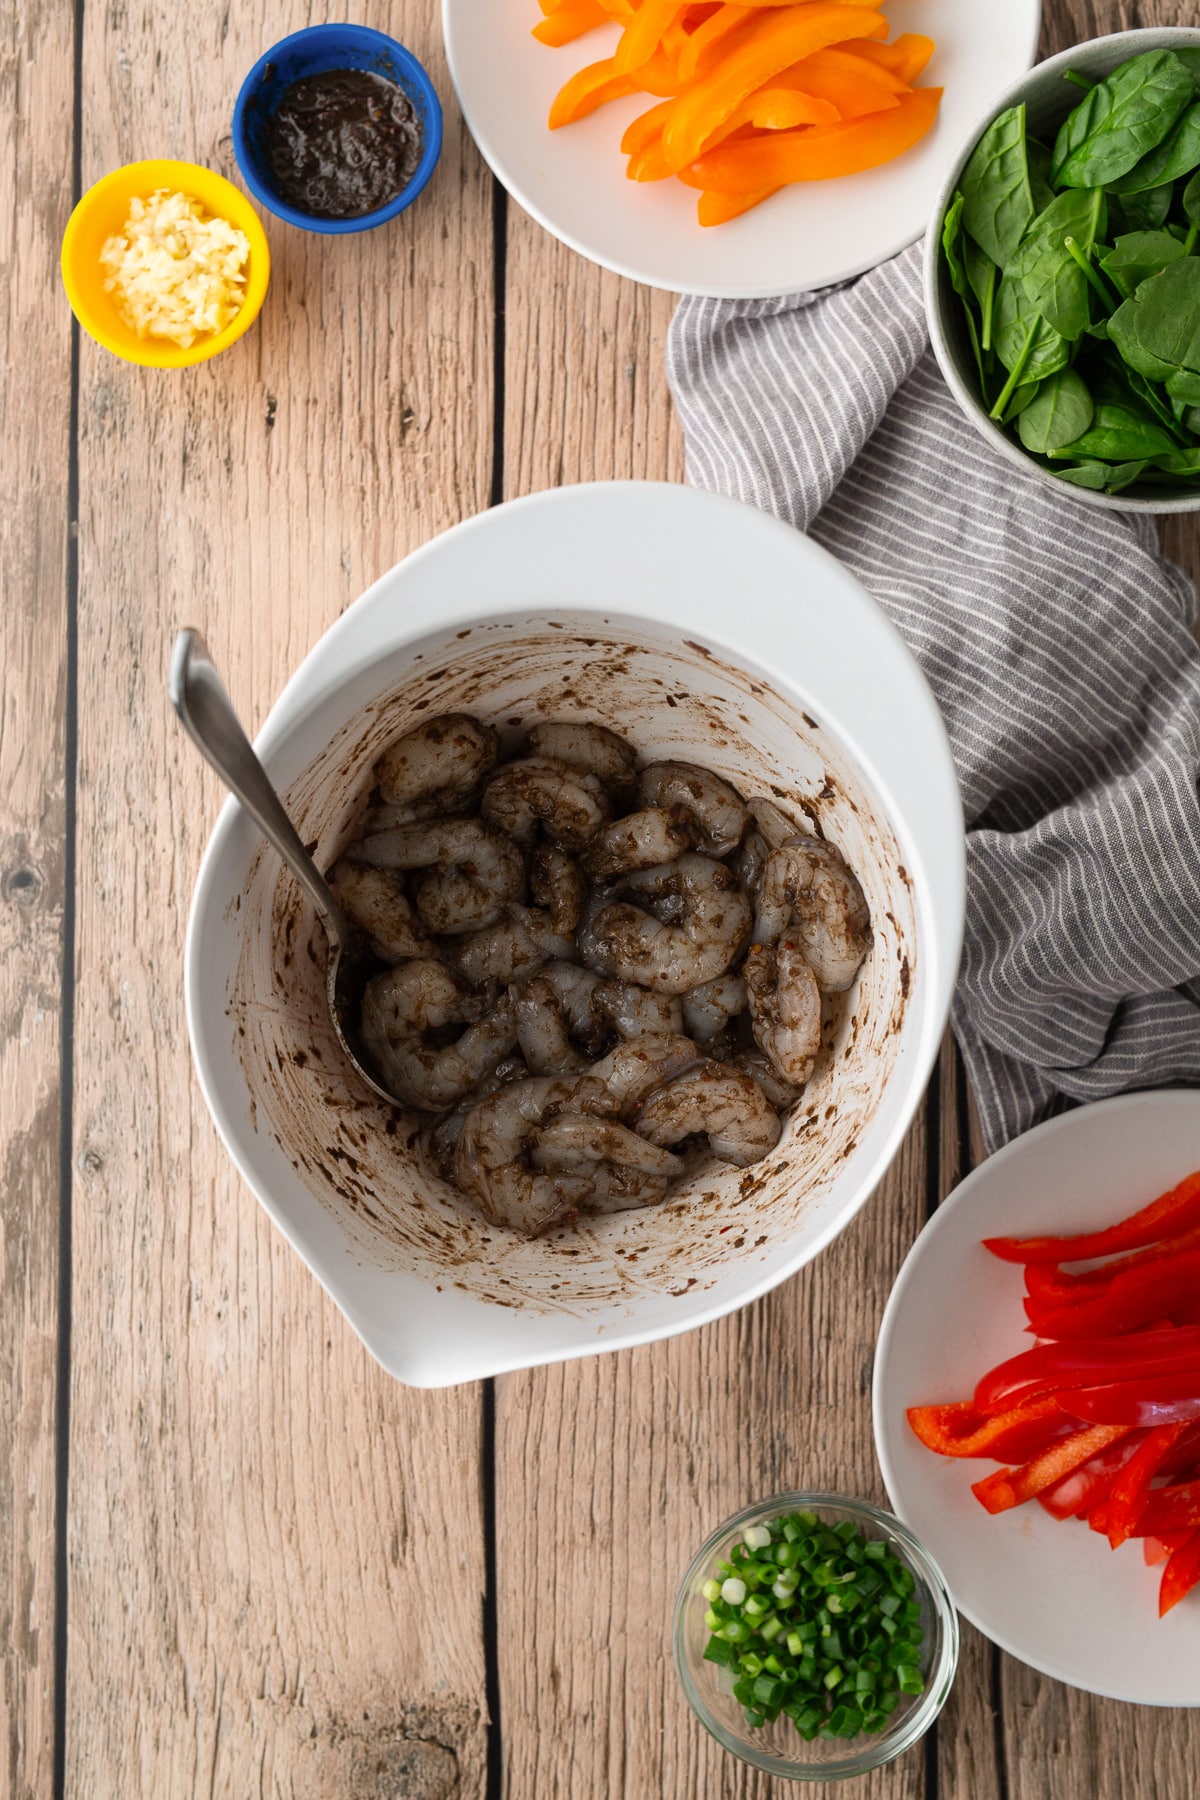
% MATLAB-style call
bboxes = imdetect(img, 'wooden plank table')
[4,0,1198,1793]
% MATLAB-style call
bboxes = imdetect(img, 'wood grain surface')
[3,0,1198,1795]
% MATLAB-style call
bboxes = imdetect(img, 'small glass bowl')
[673,1492,959,1782]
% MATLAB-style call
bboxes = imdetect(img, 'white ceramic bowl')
[926,26,1200,515]
[185,482,965,1386]
[874,1089,1200,1703]
[444,0,1041,298]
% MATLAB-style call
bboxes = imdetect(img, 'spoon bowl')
[169,629,395,1106]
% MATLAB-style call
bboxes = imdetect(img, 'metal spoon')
[169,628,395,1105]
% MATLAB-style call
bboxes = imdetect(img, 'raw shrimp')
[743,940,822,1089]
[732,1048,802,1111]
[581,806,697,882]
[578,853,752,995]
[636,1061,783,1168]
[530,1115,682,1214]
[530,844,586,936]
[752,834,871,992]
[638,761,749,857]
[422,1053,529,1180]
[592,980,684,1040]
[749,796,798,848]
[375,713,497,816]
[588,1032,704,1111]
[681,972,747,1044]
[524,721,638,801]
[327,858,430,963]
[482,756,611,852]
[355,818,525,935]
[453,1074,619,1235]
[446,904,576,990]
[360,959,518,1111]
[513,962,606,1074]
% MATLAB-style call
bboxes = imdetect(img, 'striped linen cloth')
[666,241,1200,1151]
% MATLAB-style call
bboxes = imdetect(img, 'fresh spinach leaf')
[941,190,987,388]
[1052,50,1194,189]
[1182,168,1200,228]
[1028,137,1057,212]
[1123,366,1187,438]
[1105,459,1151,492]
[993,273,1070,381]
[1016,369,1094,451]
[1154,446,1200,473]
[960,104,1037,268]
[1052,460,1112,489]
[1109,257,1200,376]
[1054,400,1179,461]
[1109,100,1200,192]
[1101,228,1188,292]
[1109,182,1174,231]
[1010,187,1106,338]
[1166,366,1200,404]
[1002,380,1040,423]
[1171,47,1200,93]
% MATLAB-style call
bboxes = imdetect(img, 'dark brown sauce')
[264,68,422,219]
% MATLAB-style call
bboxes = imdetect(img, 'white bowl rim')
[924,24,1200,515]
[184,481,966,1385]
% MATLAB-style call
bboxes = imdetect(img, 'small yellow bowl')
[61,159,270,369]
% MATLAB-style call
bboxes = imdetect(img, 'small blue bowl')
[232,23,442,234]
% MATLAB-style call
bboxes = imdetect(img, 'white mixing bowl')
[185,482,965,1386]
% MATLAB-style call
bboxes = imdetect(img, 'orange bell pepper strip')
[699,86,839,155]
[616,0,688,71]
[698,183,783,224]
[533,0,614,46]
[549,57,641,127]
[678,5,758,85]
[620,96,678,154]
[662,3,889,171]
[679,84,941,190]
[627,140,675,180]
[777,44,909,114]
[843,32,935,85]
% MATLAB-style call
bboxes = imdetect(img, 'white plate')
[874,1090,1200,1705]
[443,0,1042,297]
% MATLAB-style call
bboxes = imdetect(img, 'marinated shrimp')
[331,708,874,1234]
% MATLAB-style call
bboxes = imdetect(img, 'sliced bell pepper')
[842,32,935,84]
[620,96,678,155]
[697,183,782,224]
[549,57,641,127]
[1144,1531,1193,1566]
[699,85,840,155]
[1136,1479,1200,1538]
[776,44,910,118]
[1160,1529,1200,1615]
[1059,1373,1200,1429]
[906,1393,1071,1461]
[533,0,613,47]
[662,3,888,171]
[973,1327,1200,1418]
[615,0,689,73]
[1036,1433,1147,1522]
[970,1422,1131,1515]
[1024,1252,1200,1340]
[984,1170,1200,1265]
[627,140,674,180]
[677,4,758,85]
[679,86,941,192]
[1105,1423,1190,1547]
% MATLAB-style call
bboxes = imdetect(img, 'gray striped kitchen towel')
[666,240,1200,1152]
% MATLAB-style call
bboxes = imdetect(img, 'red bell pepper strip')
[971,1423,1131,1515]
[973,1327,1200,1417]
[1145,1531,1192,1566]
[1136,1480,1200,1537]
[1036,1433,1147,1522]
[983,1170,1200,1264]
[1105,1424,1189,1547]
[1050,1222,1200,1290]
[1059,1373,1200,1429]
[1160,1529,1200,1615]
[906,1395,1071,1461]
[1024,1252,1200,1339]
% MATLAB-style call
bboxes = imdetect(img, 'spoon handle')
[169,628,346,948]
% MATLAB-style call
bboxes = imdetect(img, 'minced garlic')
[100,189,251,349]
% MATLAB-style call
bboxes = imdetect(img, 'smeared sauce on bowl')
[263,68,422,219]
